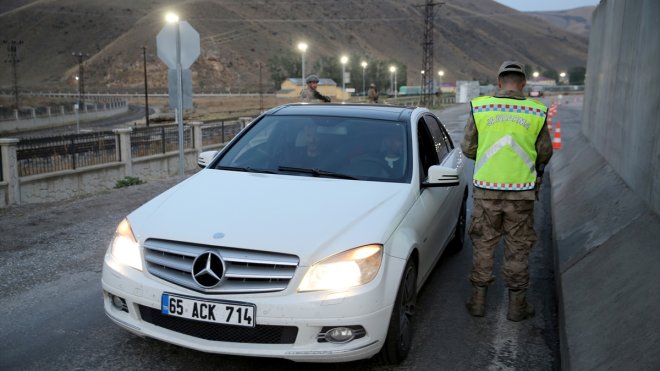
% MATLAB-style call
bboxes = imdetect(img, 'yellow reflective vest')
[470,96,547,191]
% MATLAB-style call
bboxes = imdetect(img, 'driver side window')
[417,119,439,181]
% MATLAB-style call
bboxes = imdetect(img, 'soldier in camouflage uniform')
[300,75,331,103]
[461,61,553,322]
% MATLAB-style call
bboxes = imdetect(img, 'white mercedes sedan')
[102,103,467,364]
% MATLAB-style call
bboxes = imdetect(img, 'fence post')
[189,121,204,156]
[0,138,21,205]
[113,128,133,177]
[238,117,253,129]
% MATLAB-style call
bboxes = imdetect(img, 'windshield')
[214,115,411,183]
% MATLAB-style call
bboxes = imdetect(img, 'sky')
[493,0,601,12]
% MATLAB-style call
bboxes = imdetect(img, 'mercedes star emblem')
[191,251,225,288]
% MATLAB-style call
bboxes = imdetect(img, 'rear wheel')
[378,258,418,364]
[447,190,467,254]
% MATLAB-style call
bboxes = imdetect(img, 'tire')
[447,190,467,254]
[378,258,418,364]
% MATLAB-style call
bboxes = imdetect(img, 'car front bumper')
[102,251,405,362]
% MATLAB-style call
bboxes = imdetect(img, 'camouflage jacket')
[300,87,331,103]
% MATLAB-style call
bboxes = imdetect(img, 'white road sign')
[157,21,200,69]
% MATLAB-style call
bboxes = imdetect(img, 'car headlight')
[298,244,383,292]
[110,218,143,271]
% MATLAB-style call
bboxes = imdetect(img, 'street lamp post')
[361,61,367,96]
[75,75,80,133]
[438,70,444,92]
[298,42,307,86]
[389,66,397,99]
[340,55,348,92]
[559,71,566,85]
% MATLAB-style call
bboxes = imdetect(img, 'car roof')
[267,103,417,122]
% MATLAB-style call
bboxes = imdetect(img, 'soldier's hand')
[313,90,331,102]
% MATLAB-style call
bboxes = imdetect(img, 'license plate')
[161,293,256,327]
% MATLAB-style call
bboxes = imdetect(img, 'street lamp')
[165,12,179,23]
[361,61,367,96]
[533,71,540,79]
[559,71,567,85]
[340,55,348,91]
[438,70,444,93]
[389,66,397,98]
[74,75,80,133]
[298,42,308,86]
[421,70,425,92]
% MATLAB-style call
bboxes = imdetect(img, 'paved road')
[0,103,559,370]
[14,105,151,138]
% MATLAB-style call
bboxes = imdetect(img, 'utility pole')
[72,52,89,111]
[258,62,264,112]
[143,46,150,127]
[3,40,23,109]
[420,1,443,107]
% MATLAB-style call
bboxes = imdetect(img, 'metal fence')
[130,125,193,158]
[17,132,118,177]
[5,119,247,180]
[201,121,244,147]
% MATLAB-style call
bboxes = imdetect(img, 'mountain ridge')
[0,0,589,92]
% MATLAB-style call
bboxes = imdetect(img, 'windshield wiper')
[217,165,277,174]
[278,166,357,180]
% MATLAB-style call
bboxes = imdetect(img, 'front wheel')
[378,258,418,364]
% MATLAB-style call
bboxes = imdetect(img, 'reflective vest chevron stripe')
[471,96,547,191]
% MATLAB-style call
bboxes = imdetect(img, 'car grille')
[144,239,299,294]
[139,306,298,344]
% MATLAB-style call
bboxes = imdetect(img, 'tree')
[267,53,299,90]
[568,66,586,85]
[542,69,559,82]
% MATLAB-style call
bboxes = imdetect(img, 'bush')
[114,176,145,188]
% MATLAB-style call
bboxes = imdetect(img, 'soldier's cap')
[498,61,526,79]
[306,74,320,83]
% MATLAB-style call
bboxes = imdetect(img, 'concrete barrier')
[550,2,660,368]
[549,112,660,370]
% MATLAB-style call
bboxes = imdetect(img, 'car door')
[413,114,455,280]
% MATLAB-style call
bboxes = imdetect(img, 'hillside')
[0,0,588,92]
[528,6,595,37]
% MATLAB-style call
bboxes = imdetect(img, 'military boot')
[466,285,488,317]
[507,289,535,322]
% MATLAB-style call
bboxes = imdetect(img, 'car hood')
[129,170,415,265]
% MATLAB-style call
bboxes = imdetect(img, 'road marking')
[487,290,520,371]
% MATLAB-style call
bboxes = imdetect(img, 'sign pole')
[175,21,185,177]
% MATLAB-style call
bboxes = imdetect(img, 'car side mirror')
[198,150,218,168]
[422,165,459,187]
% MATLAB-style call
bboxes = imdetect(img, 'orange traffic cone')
[552,121,562,150]
[547,116,553,132]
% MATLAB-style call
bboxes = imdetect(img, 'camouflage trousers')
[468,198,537,290]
